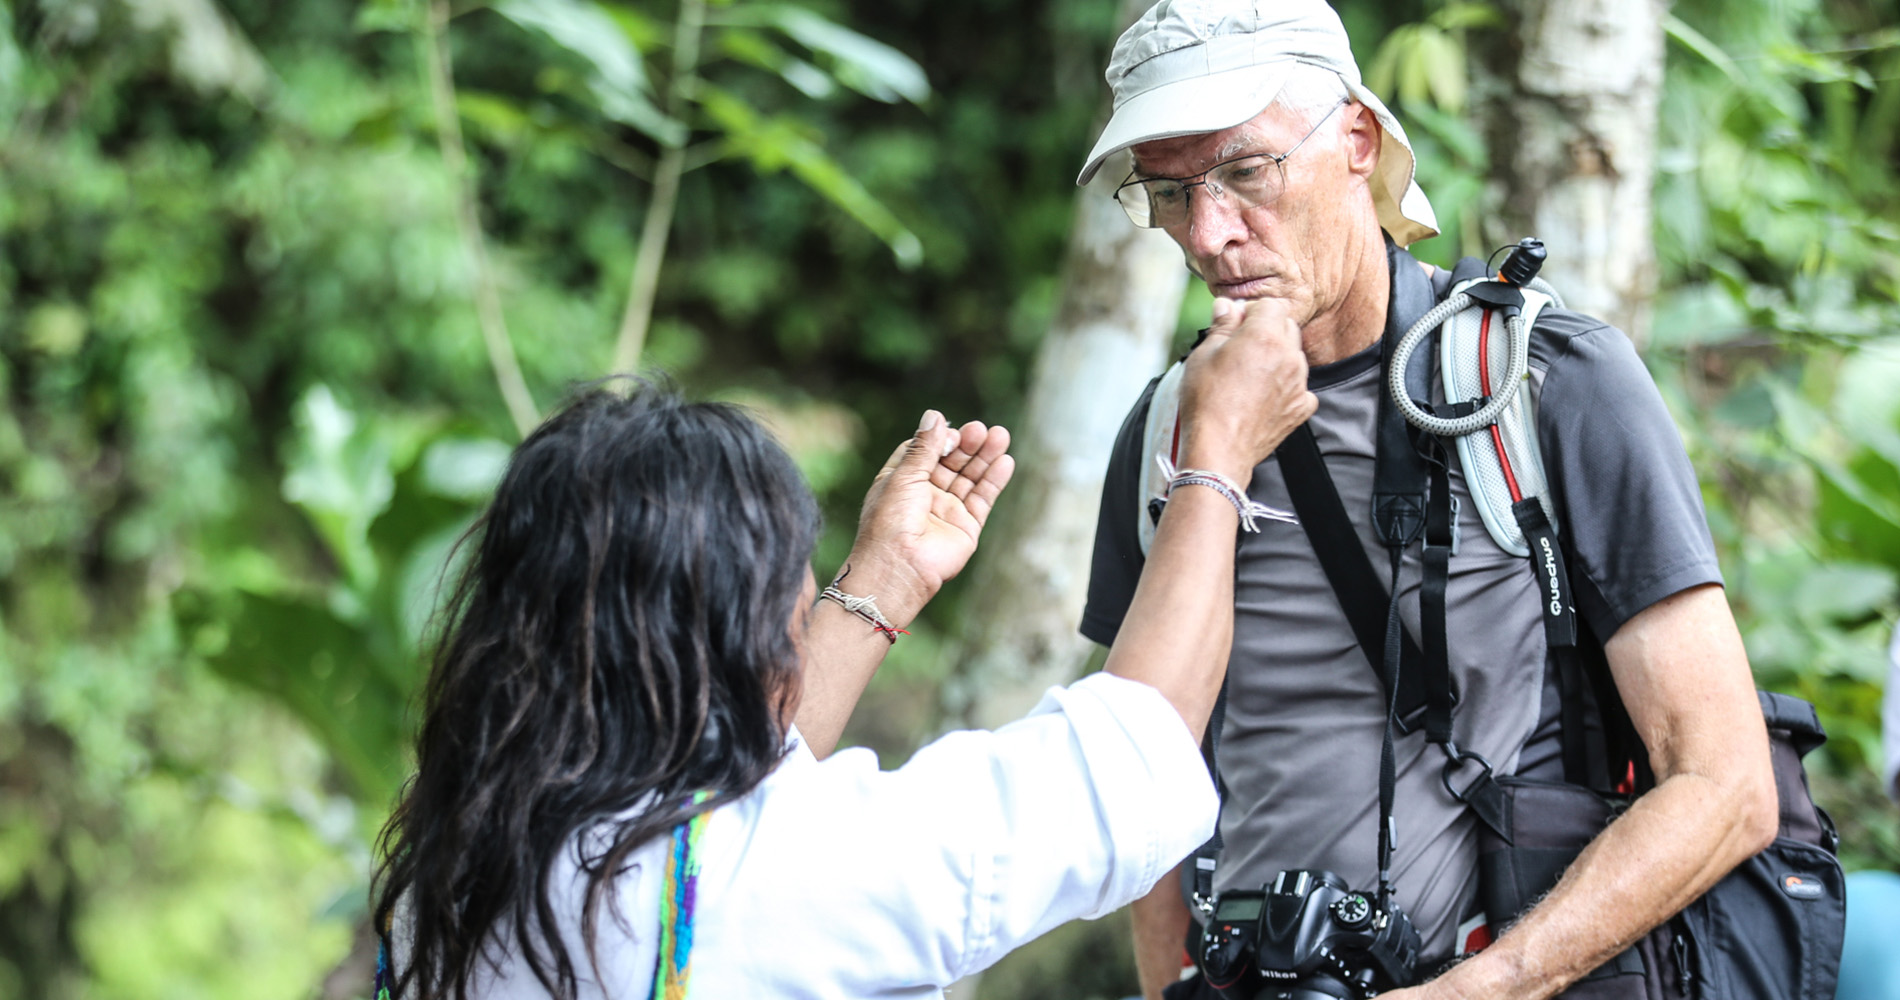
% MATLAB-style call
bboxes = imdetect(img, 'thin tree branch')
[610,0,706,375]
[423,0,538,437]
[679,138,729,175]
[591,133,657,180]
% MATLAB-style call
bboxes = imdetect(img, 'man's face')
[1130,101,1379,328]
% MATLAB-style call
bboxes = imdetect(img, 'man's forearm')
[1430,765,1773,999]
[1133,866,1191,1000]
[1426,588,1777,1000]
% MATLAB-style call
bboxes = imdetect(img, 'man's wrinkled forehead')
[1129,112,1276,177]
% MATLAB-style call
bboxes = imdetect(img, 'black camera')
[1198,869,1421,999]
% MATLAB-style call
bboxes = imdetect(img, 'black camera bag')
[1473,690,1845,1000]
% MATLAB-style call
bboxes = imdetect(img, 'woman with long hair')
[372,299,1317,999]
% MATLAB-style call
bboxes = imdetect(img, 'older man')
[1075,2,1778,998]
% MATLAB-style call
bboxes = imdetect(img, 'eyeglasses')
[1113,101,1347,229]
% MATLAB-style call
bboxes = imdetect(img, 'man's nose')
[1178,186,1250,259]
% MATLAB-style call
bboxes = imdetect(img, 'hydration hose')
[1387,240,1564,438]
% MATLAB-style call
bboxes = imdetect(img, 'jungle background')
[1,0,1897,996]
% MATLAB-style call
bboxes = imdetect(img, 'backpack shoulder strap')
[1136,360,1188,557]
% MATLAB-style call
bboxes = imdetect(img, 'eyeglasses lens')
[1114,155,1285,229]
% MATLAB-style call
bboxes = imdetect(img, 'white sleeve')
[728,671,1217,991]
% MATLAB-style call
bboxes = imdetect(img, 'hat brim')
[1078,65,1438,248]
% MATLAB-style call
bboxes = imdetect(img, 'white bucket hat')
[1078,0,1439,247]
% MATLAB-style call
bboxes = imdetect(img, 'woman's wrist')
[827,545,935,630]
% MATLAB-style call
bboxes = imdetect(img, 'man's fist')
[1176,297,1318,486]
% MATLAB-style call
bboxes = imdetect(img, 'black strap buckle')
[1439,742,1495,804]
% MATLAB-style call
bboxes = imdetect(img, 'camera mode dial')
[1330,893,1373,930]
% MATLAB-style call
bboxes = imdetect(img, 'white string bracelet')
[1154,455,1298,532]
[820,566,908,644]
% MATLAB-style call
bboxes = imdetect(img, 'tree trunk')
[1477,0,1666,343]
[940,67,1189,733]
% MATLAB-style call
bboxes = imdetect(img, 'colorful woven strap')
[652,791,715,1000]
[374,911,394,1000]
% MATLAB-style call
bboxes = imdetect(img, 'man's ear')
[1344,102,1382,180]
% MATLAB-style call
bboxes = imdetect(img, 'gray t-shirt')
[1081,281,1722,960]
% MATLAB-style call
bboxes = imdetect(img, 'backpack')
[1141,240,1844,999]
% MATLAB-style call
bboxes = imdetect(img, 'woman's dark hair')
[372,383,821,999]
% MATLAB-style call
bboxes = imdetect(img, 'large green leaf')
[699,85,923,268]
[491,0,687,146]
[204,591,414,805]
[717,4,929,105]
[719,28,837,100]
[281,386,397,592]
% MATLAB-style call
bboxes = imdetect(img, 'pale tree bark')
[939,11,1190,733]
[1475,0,1666,343]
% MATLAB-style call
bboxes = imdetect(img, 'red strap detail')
[1463,921,1494,954]
[1477,308,1525,504]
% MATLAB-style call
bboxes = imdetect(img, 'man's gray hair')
[1271,64,1351,128]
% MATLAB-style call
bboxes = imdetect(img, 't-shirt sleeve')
[1080,378,1160,646]
[1535,312,1724,641]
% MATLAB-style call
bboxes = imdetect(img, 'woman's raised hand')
[840,411,1016,627]
[1176,297,1318,486]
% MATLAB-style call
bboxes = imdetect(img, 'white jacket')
[463,671,1218,998]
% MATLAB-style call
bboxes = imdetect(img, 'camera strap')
[1187,243,1447,913]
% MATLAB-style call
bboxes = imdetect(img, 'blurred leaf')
[1397,29,1433,109]
[1664,14,1746,87]
[491,0,687,146]
[282,386,396,592]
[1649,283,1750,347]
[1402,101,1485,166]
[206,591,412,804]
[1365,24,1406,99]
[719,4,929,105]
[397,516,475,651]
[418,436,511,501]
[1431,2,1504,31]
[455,91,535,145]
[1770,42,1876,89]
[719,28,837,99]
[1791,565,1896,625]
[1417,29,1466,113]
[699,85,923,267]
[353,0,412,35]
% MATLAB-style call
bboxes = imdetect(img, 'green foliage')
[489,0,686,145]
[2,0,1896,995]
[460,0,933,265]
[1646,0,1900,869]
[0,0,1120,991]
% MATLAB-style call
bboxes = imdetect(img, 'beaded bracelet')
[1154,455,1298,532]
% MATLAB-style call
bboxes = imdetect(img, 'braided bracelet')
[1154,455,1298,532]
[820,566,909,643]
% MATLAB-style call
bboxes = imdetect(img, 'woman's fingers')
[931,421,988,480]
[933,423,1011,500]
[963,452,1015,526]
